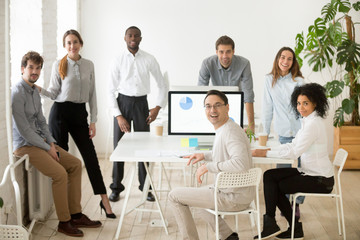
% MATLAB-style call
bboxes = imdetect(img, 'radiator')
[27,166,53,221]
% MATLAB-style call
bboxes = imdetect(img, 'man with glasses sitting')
[168,90,253,240]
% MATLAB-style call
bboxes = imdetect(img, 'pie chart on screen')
[179,97,193,110]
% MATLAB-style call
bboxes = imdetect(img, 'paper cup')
[155,125,163,136]
[258,133,268,146]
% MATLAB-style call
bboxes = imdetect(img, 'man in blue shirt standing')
[12,51,101,237]
[198,35,255,132]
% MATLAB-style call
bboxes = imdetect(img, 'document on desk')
[135,150,193,158]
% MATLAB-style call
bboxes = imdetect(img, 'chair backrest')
[215,168,262,189]
[333,148,348,173]
[0,225,29,239]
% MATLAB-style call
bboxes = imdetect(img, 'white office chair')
[0,225,29,239]
[205,168,262,240]
[290,148,348,240]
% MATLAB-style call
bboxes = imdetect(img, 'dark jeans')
[264,168,334,225]
[49,101,106,195]
[110,93,150,194]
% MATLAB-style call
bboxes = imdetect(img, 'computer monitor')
[168,90,244,135]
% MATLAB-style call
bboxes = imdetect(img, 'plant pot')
[334,125,360,169]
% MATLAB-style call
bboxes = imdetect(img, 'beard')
[28,75,39,83]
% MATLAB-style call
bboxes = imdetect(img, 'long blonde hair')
[59,29,84,80]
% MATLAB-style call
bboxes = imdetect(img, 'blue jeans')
[276,136,305,204]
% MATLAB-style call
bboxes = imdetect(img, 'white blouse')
[267,111,334,178]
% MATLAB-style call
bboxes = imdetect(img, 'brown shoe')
[58,221,84,237]
[71,213,102,228]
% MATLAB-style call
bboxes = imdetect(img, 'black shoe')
[254,215,281,239]
[100,200,116,219]
[109,192,120,202]
[275,222,304,240]
[146,192,155,202]
[226,232,239,240]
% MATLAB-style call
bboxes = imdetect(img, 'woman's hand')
[252,148,270,157]
[89,123,96,139]
[185,153,205,166]
[34,84,42,92]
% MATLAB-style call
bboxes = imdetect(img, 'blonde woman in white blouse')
[253,83,333,240]
[36,29,115,218]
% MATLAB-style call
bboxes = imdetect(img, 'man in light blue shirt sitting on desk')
[198,35,255,132]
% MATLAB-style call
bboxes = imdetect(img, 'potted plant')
[294,0,360,168]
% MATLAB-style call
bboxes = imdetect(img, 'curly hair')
[290,83,329,119]
[21,51,43,68]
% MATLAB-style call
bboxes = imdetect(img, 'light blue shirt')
[261,73,304,137]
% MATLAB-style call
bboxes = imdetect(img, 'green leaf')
[353,1,360,11]
[334,107,345,127]
[314,18,326,36]
[342,98,355,114]
[295,33,304,56]
[0,197,3,208]
[321,2,337,22]
[337,40,360,72]
[335,0,351,13]
[325,80,344,98]
[306,31,318,50]
[327,22,343,46]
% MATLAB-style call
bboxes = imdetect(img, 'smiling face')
[204,94,229,129]
[124,28,142,54]
[278,50,294,76]
[21,60,42,86]
[216,44,234,69]
[297,95,316,117]
[64,34,82,60]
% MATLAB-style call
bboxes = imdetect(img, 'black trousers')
[264,168,334,225]
[110,93,150,194]
[49,101,106,195]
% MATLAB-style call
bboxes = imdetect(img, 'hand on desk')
[252,148,270,157]
[185,153,205,166]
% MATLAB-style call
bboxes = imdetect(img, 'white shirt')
[204,119,254,204]
[262,73,304,137]
[40,56,97,123]
[108,49,168,117]
[267,111,334,178]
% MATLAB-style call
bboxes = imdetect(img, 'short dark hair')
[291,83,329,119]
[21,51,44,68]
[204,90,228,105]
[125,26,142,36]
[215,36,235,50]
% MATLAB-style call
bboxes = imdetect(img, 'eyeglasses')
[204,103,226,111]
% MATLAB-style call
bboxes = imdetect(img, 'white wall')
[80,0,358,156]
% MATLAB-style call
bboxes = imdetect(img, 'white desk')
[110,132,293,239]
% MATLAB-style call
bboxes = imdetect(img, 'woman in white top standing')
[253,83,334,239]
[262,47,305,217]
[37,29,115,218]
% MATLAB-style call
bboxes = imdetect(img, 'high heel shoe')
[100,200,116,219]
